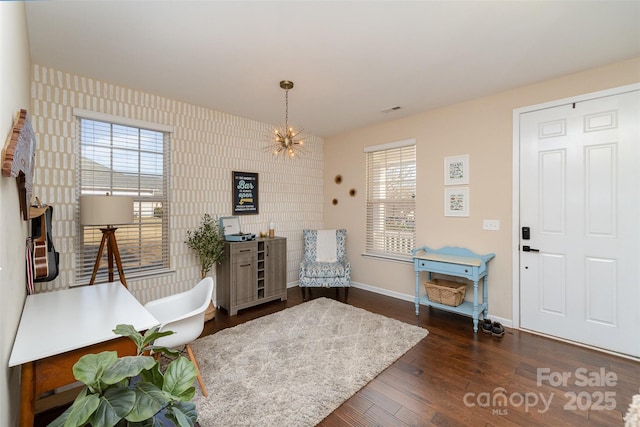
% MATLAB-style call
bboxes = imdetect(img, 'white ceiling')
[25,1,640,138]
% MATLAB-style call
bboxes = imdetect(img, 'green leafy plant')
[49,324,198,427]
[185,213,225,279]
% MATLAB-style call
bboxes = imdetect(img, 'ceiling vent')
[381,106,401,113]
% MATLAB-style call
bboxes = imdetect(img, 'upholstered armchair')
[299,229,351,300]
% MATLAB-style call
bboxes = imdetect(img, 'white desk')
[9,282,158,426]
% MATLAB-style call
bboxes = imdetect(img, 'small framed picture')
[444,187,469,217]
[232,171,259,215]
[444,155,469,185]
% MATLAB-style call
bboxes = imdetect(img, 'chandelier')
[270,80,304,158]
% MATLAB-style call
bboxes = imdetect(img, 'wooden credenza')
[216,237,287,315]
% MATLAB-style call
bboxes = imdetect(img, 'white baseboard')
[350,281,415,303]
[289,280,514,329]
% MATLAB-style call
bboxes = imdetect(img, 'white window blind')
[365,141,416,257]
[76,115,170,283]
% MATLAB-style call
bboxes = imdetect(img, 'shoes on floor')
[491,321,505,338]
[481,318,493,334]
[481,318,505,337]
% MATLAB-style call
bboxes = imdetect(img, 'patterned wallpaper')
[30,64,324,303]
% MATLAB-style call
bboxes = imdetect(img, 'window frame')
[74,109,173,284]
[363,139,416,261]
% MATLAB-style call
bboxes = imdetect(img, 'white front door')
[519,89,640,357]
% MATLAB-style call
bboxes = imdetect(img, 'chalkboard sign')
[232,171,259,215]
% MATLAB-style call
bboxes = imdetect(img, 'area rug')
[190,297,428,426]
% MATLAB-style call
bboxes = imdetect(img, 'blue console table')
[412,246,495,332]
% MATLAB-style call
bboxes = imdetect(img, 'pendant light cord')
[285,88,289,130]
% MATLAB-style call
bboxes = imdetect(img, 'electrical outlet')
[483,220,500,231]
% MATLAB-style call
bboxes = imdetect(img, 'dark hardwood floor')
[36,286,638,426]
[203,286,638,427]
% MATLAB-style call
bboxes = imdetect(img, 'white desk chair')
[144,277,213,397]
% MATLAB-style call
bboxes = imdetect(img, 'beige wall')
[0,3,31,425]
[324,57,640,323]
[29,65,325,303]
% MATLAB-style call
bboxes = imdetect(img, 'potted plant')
[185,213,225,320]
[49,324,198,427]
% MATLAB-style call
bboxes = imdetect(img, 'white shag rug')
[190,297,428,427]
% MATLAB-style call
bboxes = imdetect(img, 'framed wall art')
[232,171,259,215]
[444,155,469,185]
[444,187,469,217]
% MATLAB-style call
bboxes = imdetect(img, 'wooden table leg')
[19,361,35,427]
[472,280,479,333]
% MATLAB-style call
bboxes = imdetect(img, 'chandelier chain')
[284,88,289,129]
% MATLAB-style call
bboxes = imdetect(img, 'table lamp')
[80,194,134,287]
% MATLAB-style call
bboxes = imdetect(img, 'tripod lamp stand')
[80,194,133,288]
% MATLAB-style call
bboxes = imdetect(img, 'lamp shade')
[80,195,134,226]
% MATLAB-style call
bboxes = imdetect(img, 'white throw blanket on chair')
[316,230,337,262]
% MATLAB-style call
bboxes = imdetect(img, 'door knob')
[522,246,539,252]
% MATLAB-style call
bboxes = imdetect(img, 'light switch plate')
[483,220,500,231]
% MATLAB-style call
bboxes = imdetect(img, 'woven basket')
[424,278,466,306]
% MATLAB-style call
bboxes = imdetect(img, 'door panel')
[264,238,286,298]
[540,253,565,315]
[585,143,616,236]
[540,150,565,233]
[585,257,616,325]
[519,89,639,357]
[234,253,257,305]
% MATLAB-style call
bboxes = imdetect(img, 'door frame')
[511,83,640,330]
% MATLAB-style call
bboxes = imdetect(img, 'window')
[365,139,416,258]
[76,111,171,283]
